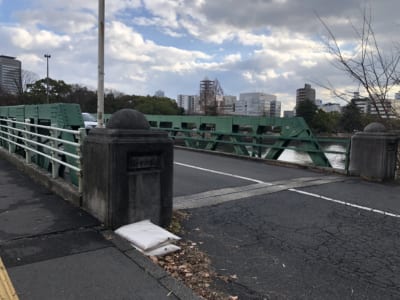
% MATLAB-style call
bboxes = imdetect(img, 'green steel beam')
[146,114,333,168]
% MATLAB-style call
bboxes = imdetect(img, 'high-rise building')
[296,84,316,110]
[0,55,22,95]
[369,97,394,118]
[351,92,394,118]
[177,94,199,114]
[236,92,277,116]
[220,95,237,115]
[199,78,224,115]
[270,100,281,117]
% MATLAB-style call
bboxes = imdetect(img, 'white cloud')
[3,26,70,50]
[224,53,241,64]
[1,0,399,107]
[139,0,181,29]
[35,0,141,16]
[107,21,215,74]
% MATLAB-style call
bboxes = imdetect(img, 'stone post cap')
[106,109,150,130]
[363,122,386,133]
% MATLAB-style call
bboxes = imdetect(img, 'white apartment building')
[352,93,395,118]
[235,92,278,117]
[322,103,341,113]
[369,99,394,118]
[177,94,200,114]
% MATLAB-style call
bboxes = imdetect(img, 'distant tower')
[0,55,22,95]
[296,83,316,110]
[199,77,224,115]
[154,90,165,97]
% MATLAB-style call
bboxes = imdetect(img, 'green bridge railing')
[145,115,351,171]
[0,104,351,179]
[0,103,85,186]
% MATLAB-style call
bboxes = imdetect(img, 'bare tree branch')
[317,6,400,119]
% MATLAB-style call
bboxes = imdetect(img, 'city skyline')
[1,0,399,112]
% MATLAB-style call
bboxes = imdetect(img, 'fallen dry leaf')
[149,211,233,300]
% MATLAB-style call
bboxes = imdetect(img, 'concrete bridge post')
[82,109,173,229]
[349,122,399,181]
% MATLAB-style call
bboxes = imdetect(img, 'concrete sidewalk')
[0,157,199,300]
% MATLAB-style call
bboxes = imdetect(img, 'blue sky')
[1,0,399,112]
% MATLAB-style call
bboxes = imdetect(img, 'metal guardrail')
[0,118,86,192]
[145,115,351,171]
[155,127,351,171]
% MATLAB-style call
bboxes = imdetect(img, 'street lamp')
[44,54,51,103]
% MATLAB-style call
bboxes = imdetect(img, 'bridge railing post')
[50,126,59,179]
[77,128,86,194]
[7,120,13,153]
[349,122,398,181]
[24,118,32,164]
[82,109,173,229]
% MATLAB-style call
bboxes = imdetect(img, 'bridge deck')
[1,148,400,299]
[173,148,400,299]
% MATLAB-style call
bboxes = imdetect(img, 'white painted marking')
[174,162,267,184]
[290,188,400,218]
[174,161,400,219]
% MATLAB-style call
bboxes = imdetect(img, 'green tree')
[25,78,71,103]
[339,101,363,132]
[65,85,97,112]
[133,97,180,115]
[312,110,340,134]
[296,99,318,128]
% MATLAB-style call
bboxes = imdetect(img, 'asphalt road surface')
[173,148,400,299]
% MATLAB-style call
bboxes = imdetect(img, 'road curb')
[101,230,202,300]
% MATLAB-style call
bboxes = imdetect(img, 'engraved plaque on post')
[127,155,161,172]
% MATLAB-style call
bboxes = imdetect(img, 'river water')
[278,144,347,170]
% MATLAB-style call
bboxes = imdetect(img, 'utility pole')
[44,54,51,103]
[97,0,105,128]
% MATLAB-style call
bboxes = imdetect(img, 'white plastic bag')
[115,219,180,251]
[135,243,181,256]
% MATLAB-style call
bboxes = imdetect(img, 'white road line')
[174,161,267,184]
[175,161,400,219]
[290,188,400,218]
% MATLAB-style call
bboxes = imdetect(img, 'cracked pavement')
[172,149,400,299]
[179,183,400,299]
